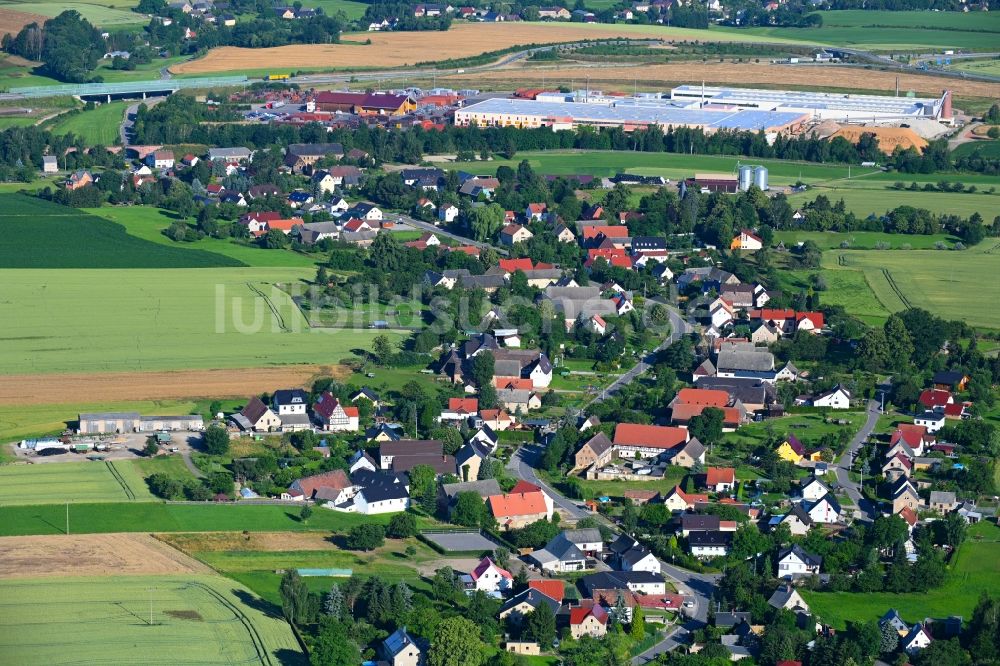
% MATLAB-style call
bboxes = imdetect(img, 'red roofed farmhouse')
[612,423,689,458]
[313,391,359,432]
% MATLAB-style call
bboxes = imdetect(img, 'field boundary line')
[105,461,136,501]
[246,282,289,333]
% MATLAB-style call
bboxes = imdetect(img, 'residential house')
[662,486,708,512]
[880,609,910,635]
[812,384,851,409]
[775,435,811,464]
[283,469,354,504]
[500,223,533,246]
[689,531,732,558]
[351,470,411,514]
[381,627,423,666]
[570,604,609,639]
[147,150,175,170]
[802,494,842,524]
[468,424,499,451]
[799,476,830,502]
[461,556,513,596]
[902,624,933,655]
[65,170,94,190]
[777,505,813,536]
[731,229,763,251]
[284,142,344,173]
[914,410,946,433]
[611,423,689,459]
[42,155,58,173]
[438,203,460,223]
[932,371,969,392]
[479,408,515,431]
[273,388,311,432]
[537,6,572,19]
[312,391,359,432]
[488,484,552,530]
[455,441,489,482]
[882,452,913,481]
[530,533,587,573]
[777,545,822,578]
[528,579,565,603]
[918,388,953,410]
[767,584,810,612]
[891,478,921,514]
[928,490,956,514]
[499,588,562,623]
[574,432,614,470]
[619,544,660,573]
[232,396,281,432]
[439,397,479,424]
[705,467,736,493]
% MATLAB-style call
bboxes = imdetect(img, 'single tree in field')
[372,334,394,366]
[300,504,313,524]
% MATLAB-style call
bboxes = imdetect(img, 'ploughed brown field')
[170,23,740,73]
[0,364,347,406]
[448,61,1000,100]
[0,8,47,37]
[0,534,212,578]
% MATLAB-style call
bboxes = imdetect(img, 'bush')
[386,512,418,538]
[202,424,230,455]
[346,524,385,551]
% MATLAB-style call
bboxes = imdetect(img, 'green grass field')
[89,206,320,268]
[951,57,1000,77]
[711,10,1000,51]
[47,101,129,145]
[452,150,879,185]
[0,501,414,536]
[823,240,1000,329]
[0,265,402,374]
[310,0,369,19]
[774,230,961,250]
[0,461,159,506]
[0,399,198,446]
[803,522,1000,629]
[787,185,1000,219]
[1,0,147,26]
[0,195,243,268]
[952,140,1000,160]
[0,574,305,665]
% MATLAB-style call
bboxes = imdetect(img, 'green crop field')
[451,150,878,185]
[0,501,419,536]
[951,57,1000,77]
[0,266,402,374]
[47,101,129,146]
[89,206,320,268]
[0,194,243,268]
[774,230,960,250]
[0,461,157,506]
[1,0,147,26]
[0,575,304,665]
[952,140,1000,160]
[711,10,1000,50]
[787,185,1000,218]
[803,522,1000,629]
[822,240,1000,329]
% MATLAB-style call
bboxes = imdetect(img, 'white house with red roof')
[438,397,479,424]
[570,603,609,639]
[312,392,359,432]
[612,423,689,459]
[589,314,607,335]
[731,229,763,251]
[283,469,355,504]
[461,556,513,596]
[488,481,553,529]
[525,202,547,221]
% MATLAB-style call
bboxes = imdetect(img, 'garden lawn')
[0,501,428,536]
[87,206,320,268]
[0,194,242,268]
[0,266,404,375]
[803,522,1000,629]
[47,101,130,145]
[0,461,157,506]
[0,574,305,665]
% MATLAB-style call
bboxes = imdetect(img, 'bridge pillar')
[107,94,112,103]
[142,92,146,99]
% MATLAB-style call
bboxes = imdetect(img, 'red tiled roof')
[479,409,511,422]
[511,480,542,494]
[675,388,729,407]
[706,467,736,486]
[495,377,533,390]
[672,403,741,426]
[499,258,534,273]
[528,579,565,602]
[448,397,479,414]
[613,423,688,450]
[570,604,608,626]
[582,225,629,240]
[527,203,547,214]
[450,245,481,257]
[943,403,965,417]
[897,506,918,526]
[667,485,708,505]
[796,312,824,328]
[488,490,547,519]
[291,469,352,499]
[892,423,929,448]
[919,389,953,408]
[754,308,796,320]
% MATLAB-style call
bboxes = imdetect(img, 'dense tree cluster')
[3,11,104,83]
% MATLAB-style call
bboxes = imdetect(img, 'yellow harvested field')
[448,62,1000,100]
[0,364,347,406]
[831,125,927,152]
[0,7,47,37]
[0,534,212,579]
[157,531,339,553]
[173,22,779,74]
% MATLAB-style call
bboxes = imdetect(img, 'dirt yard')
[0,533,213,579]
[0,8,47,37]
[447,61,1000,100]
[170,23,724,74]
[0,364,347,406]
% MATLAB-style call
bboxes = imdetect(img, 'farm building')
[78,412,203,434]
[669,85,951,122]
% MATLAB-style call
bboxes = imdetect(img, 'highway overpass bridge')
[2,75,249,102]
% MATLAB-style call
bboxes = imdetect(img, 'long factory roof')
[670,85,939,115]
[457,98,807,131]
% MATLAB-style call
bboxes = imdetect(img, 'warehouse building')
[78,412,204,434]
[669,85,951,122]
[454,98,808,133]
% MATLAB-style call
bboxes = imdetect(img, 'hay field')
[0,7,46,36]
[170,21,811,74]
[0,533,212,578]
[0,575,304,665]
[0,267,403,375]
[0,461,155,505]
[0,365,346,406]
[451,61,1000,100]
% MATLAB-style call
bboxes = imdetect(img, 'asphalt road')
[505,444,589,520]
[835,399,881,520]
[390,213,509,255]
[587,302,693,406]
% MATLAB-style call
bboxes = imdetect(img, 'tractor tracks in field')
[186,581,275,666]
[105,461,136,500]
[881,268,912,309]
[246,282,289,333]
